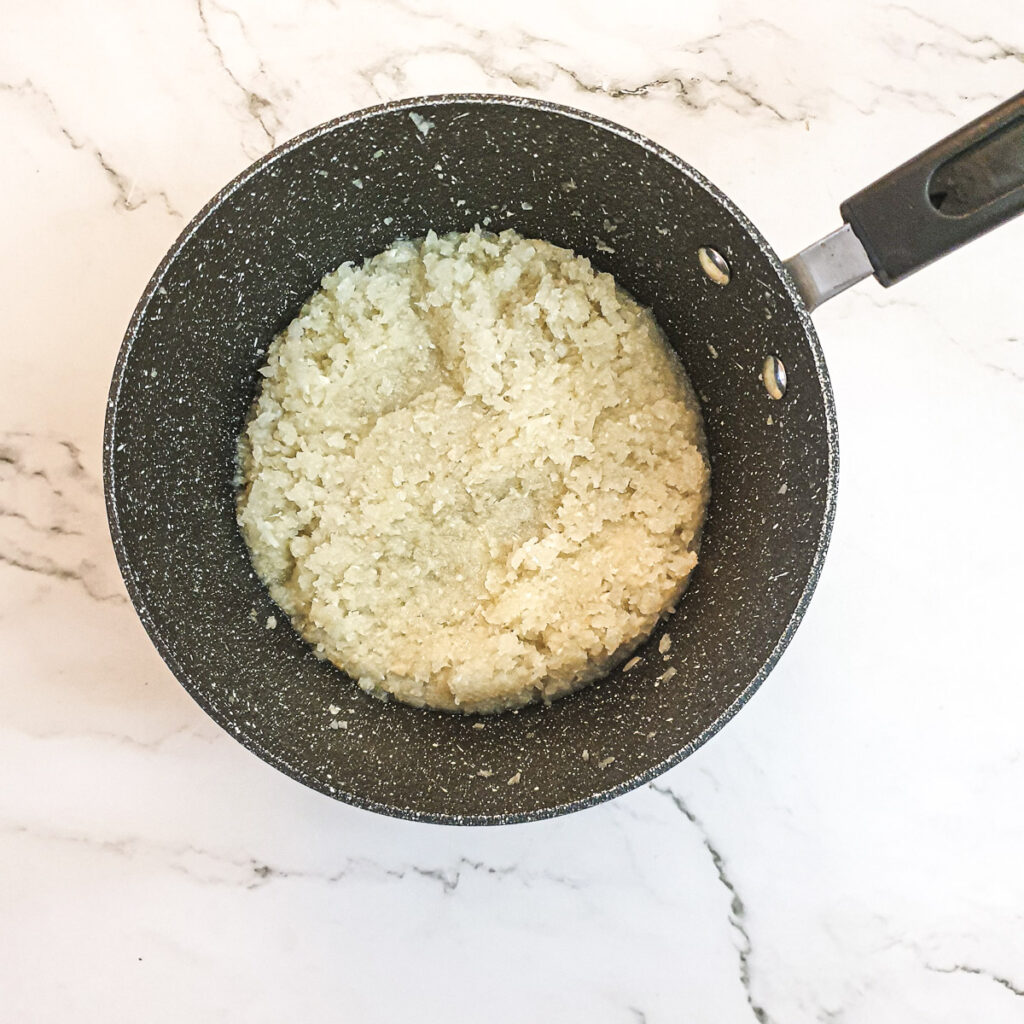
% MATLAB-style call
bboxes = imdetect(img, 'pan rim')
[104,92,839,826]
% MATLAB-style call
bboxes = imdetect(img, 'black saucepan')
[104,93,1024,823]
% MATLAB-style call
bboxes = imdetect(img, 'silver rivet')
[698,247,730,285]
[762,355,787,400]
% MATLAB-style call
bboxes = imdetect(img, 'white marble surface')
[2,1,1023,1020]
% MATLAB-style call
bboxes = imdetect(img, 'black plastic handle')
[840,91,1024,287]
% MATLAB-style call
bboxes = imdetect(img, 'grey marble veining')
[1,1,1023,1021]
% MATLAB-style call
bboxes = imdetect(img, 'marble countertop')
[2,1,1022,1020]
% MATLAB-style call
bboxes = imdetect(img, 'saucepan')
[104,92,1024,823]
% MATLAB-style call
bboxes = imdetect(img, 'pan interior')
[105,97,835,823]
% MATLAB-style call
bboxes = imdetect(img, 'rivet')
[762,355,787,400]
[698,247,731,285]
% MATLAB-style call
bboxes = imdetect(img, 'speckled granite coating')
[104,94,838,824]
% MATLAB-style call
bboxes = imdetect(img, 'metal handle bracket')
[783,223,874,311]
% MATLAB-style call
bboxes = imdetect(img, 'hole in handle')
[928,115,1024,217]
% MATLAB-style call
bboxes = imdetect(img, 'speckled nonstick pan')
[105,93,1024,824]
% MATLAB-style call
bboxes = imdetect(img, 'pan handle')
[785,90,1024,311]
